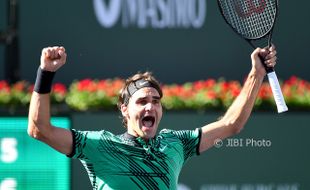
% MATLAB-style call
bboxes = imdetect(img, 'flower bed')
[0,76,309,112]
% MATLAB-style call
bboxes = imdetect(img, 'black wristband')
[34,67,56,94]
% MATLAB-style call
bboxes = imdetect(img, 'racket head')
[217,0,278,41]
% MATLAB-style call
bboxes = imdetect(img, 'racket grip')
[259,55,274,73]
[266,71,288,113]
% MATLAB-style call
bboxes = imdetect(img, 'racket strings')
[219,0,276,39]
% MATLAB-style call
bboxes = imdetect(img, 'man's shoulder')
[73,129,118,140]
[158,129,178,138]
[158,128,175,134]
[158,128,200,139]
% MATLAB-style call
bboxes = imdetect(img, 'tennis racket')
[217,0,288,113]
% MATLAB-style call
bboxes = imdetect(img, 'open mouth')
[142,116,155,128]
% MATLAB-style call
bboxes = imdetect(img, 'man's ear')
[120,104,128,118]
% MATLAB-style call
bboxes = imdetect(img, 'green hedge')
[0,76,309,112]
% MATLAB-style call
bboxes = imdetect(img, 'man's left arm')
[199,46,277,153]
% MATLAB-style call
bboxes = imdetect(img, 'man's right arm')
[28,46,73,155]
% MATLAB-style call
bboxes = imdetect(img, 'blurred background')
[0,0,309,190]
[1,0,309,84]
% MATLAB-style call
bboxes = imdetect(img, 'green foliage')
[0,76,309,112]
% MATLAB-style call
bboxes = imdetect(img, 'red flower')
[95,79,124,97]
[77,79,97,92]
[258,83,272,99]
[220,81,230,92]
[205,79,216,89]
[0,80,10,93]
[206,90,217,100]
[285,76,298,86]
[12,81,26,92]
[193,79,216,91]
[229,81,241,98]
[231,88,240,98]
[97,80,107,91]
[52,83,67,95]
[193,81,204,91]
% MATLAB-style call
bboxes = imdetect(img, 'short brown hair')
[118,72,162,128]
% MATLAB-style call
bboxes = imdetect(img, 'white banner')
[93,0,207,29]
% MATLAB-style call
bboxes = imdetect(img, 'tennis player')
[28,45,277,189]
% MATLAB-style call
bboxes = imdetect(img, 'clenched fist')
[40,46,67,72]
[251,44,277,76]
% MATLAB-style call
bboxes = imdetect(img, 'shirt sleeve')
[161,128,202,163]
[66,129,102,160]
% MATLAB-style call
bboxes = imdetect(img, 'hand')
[251,44,277,76]
[40,46,67,72]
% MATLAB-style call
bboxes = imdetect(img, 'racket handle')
[266,71,288,113]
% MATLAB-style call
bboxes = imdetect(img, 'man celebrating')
[28,45,277,189]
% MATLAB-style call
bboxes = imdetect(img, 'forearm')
[221,69,264,132]
[28,92,52,139]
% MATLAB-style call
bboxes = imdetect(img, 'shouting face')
[121,87,162,140]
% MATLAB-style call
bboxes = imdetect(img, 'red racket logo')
[234,0,266,18]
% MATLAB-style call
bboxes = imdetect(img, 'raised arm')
[28,46,73,155]
[199,46,277,153]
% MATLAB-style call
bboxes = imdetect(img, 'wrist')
[249,67,266,80]
[34,67,56,94]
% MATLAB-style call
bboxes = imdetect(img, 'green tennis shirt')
[68,128,202,190]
